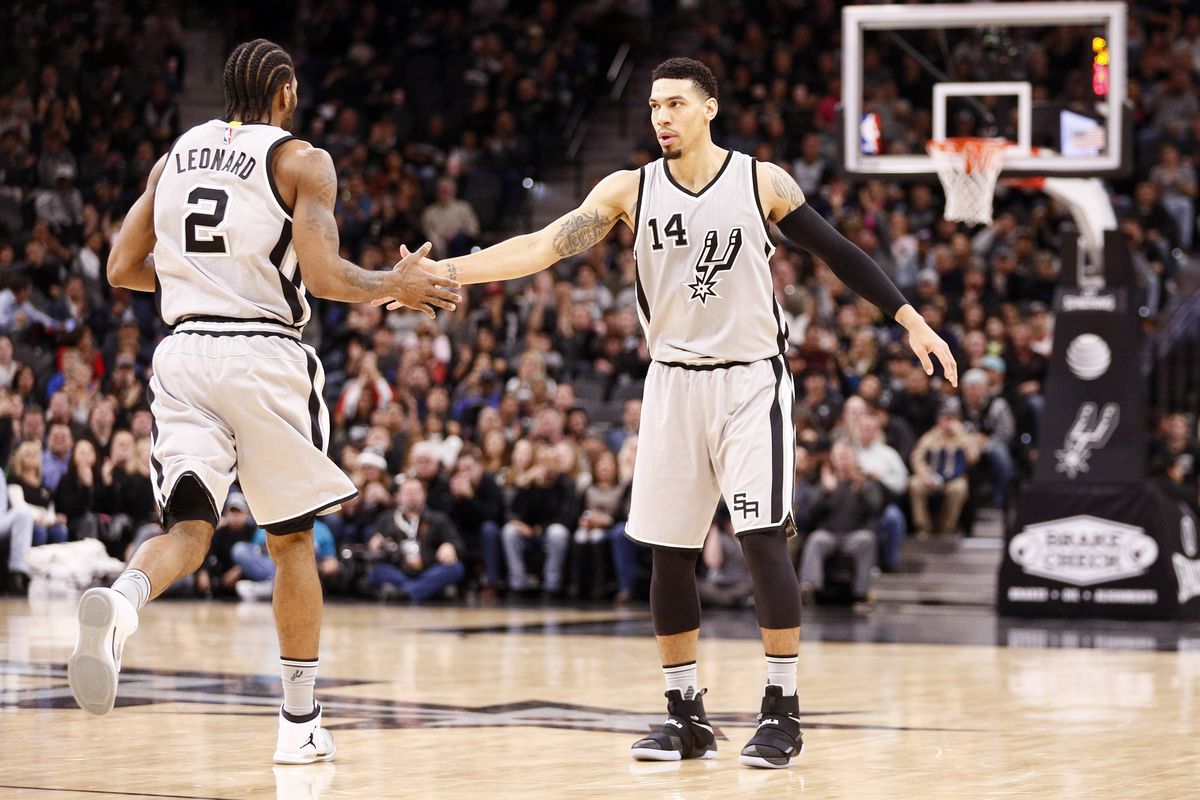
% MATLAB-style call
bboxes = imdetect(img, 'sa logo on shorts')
[732,492,759,520]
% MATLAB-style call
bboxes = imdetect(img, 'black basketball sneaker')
[630,688,717,761]
[739,685,804,768]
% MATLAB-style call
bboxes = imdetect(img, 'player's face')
[648,78,716,160]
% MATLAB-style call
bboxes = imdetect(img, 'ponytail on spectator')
[222,39,295,123]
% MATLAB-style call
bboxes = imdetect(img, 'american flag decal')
[1070,127,1107,151]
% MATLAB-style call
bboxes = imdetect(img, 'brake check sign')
[1009,515,1159,586]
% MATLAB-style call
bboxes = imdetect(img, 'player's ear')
[704,97,718,122]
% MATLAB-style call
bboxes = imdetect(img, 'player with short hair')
[382,56,955,768]
[66,39,460,763]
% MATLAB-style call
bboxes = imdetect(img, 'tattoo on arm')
[446,262,458,283]
[306,160,341,244]
[766,162,803,214]
[552,210,611,258]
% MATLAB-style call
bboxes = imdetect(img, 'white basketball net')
[927,138,1010,226]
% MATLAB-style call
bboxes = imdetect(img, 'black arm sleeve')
[776,203,908,318]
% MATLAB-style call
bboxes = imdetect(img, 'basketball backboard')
[841,2,1128,178]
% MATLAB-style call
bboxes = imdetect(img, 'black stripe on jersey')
[269,220,305,324]
[266,134,297,217]
[768,356,785,523]
[664,150,732,198]
[750,159,775,242]
[770,297,789,356]
[303,348,325,453]
[656,359,756,371]
[633,166,652,323]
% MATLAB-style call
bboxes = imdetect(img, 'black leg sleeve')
[740,529,802,629]
[650,547,702,636]
[776,203,908,319]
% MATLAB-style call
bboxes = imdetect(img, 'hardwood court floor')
[1,597,1198,799]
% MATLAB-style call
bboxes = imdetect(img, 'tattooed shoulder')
[765,161,802,212]
[552,210,612,258]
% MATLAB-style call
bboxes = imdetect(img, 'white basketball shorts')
[626,356,796,550]
[147,321,357,529]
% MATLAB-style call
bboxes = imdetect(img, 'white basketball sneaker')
[274,704,337,765]
[67,587,139,716]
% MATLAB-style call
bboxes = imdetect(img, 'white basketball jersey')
[153,120,309,329]
[632,150,787,364]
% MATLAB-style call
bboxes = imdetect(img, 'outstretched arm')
[287,144,461,316]
[757,160,958,386]
[434,170,638,286]
[107,155,167,292]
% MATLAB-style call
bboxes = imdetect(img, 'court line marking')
[0,786,232,800]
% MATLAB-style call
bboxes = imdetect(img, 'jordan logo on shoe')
[301,731,316,750]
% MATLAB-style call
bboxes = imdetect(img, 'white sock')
[766,653,799,697]
[663,661,698,699]
[112,569,151,611]
[280,658,318,716]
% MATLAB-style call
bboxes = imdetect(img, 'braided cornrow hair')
[222,38,295,122]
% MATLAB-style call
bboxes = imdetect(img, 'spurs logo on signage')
[1065,334,1112,380]
[1009,515,1159,586]
[1054,402,1119,479]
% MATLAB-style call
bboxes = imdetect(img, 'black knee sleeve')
[650,546,702,636]
[740,528,802,629]
[163,473,218,529]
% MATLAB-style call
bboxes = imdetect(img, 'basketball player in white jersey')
[383,57,956,768]
[66,40,461,764]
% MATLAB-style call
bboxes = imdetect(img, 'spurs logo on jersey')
[686,228,743,304]
[632,150,787,365]
[154,119,309,329]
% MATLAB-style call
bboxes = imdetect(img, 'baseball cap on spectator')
[224,492,248,513]
[54,164,75,182]
[939,398,963,418]
[917,268,939,286]
[980,355,1006,374]
[358,450,388,472]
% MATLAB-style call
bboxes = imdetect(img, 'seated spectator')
[908,400,980,537]
[502,444,577,596]
[53,437,112,542]
[365,478,465,603]
[196,492,257,598]
[607,435,642,604]
[8,440,66,546]
[41,421,73,491]
[799,441,883,603]
[959,368,1016,508]
[0,467,35,595]
[445,451,505,593]
[571,449,622,600]
[847,411,909,571]
[605,398,641,454]
[233,518,342,602]
[421,177,481,258]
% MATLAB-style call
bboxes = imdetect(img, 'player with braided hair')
[66,39,461,763]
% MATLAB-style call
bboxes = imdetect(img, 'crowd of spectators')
[0,2,1198,606]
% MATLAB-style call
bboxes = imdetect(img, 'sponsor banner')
[1032,287,1145,484]
[999,484,1200,620]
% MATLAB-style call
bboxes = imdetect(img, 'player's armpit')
[107,154,167,292]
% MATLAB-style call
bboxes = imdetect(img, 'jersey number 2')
[183,186,230,256]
